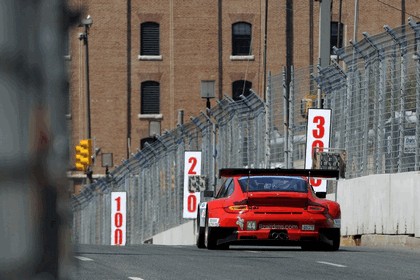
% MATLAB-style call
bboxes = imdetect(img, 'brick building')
[66,0,417,179]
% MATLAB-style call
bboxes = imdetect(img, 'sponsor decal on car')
[259,224,298,230]
[302,224,315,231]
[236,217,245,230]
[208,218,220,227]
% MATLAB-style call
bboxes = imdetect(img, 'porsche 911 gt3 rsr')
[195,168,341,251]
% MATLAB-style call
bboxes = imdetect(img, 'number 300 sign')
[305,109,331,193]
[183,151,202,219]
[111,192,126,245]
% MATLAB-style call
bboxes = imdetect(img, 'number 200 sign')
[183,151,202,219]
[305,109,331,193]
[111,192,126,246]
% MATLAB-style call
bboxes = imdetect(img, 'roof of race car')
[219,168,339,179]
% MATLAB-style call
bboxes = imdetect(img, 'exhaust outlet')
[270,231,288,240]
[278,232,288,240]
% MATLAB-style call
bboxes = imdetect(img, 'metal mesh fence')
[73,21,420,245]
[324,21,420,177]
[72,93,267,245]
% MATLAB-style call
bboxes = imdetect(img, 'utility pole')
[79,16,93,139]
[318,0,331,108]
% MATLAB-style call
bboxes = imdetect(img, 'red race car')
[195,168,341,250]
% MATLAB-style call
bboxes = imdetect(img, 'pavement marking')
[128,277,144,280]
[245,250,260,253]
[74,256,94,261]
[317,261,347,268]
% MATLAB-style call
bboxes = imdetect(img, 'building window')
[141,22,160,56]
[232,22,252,56]
[232,80,252,101]
[141,81,160,114]
[331,21,344,54]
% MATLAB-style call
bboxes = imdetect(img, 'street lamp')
[79,16,93,139]
[201,80,215,111]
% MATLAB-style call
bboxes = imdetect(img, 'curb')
[341,234,420,249]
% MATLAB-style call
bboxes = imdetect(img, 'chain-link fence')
[73,20,420,245]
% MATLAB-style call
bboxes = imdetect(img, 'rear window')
[238,176,307,193]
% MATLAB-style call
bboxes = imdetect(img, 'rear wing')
[219,168,339,180]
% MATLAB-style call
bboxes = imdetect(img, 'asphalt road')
[69,244,420,280]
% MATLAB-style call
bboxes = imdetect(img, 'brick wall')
[67,0,417,175]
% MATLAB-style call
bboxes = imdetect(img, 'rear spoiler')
[219,168,339,180]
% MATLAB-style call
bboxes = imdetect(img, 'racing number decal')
[111,192,126,245]
[183,152,202,218]
[305,109,331,192]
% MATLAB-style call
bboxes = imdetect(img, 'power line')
[377,0,420,20]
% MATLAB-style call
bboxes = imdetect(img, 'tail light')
[224,199,249,213]
[224,205,249,213]
[307,201,328,214]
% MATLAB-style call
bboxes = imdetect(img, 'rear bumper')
[215,228,340,247]
[208,210,339,244]
[236,228,320,241]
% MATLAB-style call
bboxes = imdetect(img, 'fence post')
[265,72,272,167]
[289,66,295,168]
[385,25,408,172]
[409,19,420,170]
[364,32,386,174]
[282,67,290,168]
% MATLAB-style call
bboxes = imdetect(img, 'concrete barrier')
[341,234,420,248]
[151,221,196,245]
[337,171,420,238]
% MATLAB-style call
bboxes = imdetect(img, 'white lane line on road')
[74,256,94,261]
[128,277,144,280]
[317,261,347,268]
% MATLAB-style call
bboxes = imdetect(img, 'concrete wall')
[152,221,196,245]
[336,172,420,237]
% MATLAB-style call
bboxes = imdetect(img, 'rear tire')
[196,211,205,249]
[325,229,340,251]
[319,228,341,251]
[204,214,218,250]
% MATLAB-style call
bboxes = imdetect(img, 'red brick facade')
[67,0,418,176]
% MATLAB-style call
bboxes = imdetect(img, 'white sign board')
[183,151,202,219]
[111,192,126,246]
[404,135,416,154]
[305,109,332,193]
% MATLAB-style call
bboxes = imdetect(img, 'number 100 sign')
[111,192,126,246]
